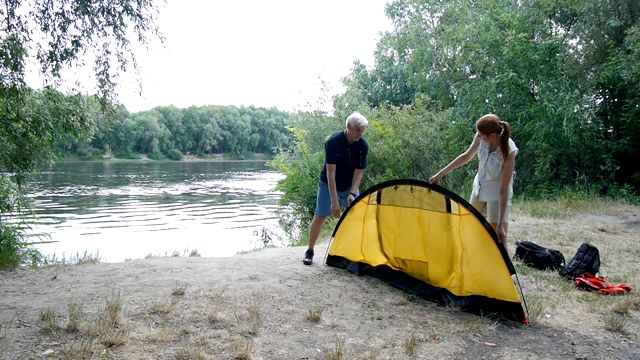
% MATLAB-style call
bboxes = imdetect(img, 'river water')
[22,160,286,263]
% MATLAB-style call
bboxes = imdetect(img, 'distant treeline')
[61,104,293,160]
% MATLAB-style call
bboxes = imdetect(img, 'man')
[303,112,369,265]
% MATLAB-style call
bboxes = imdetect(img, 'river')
[21,160,286,263]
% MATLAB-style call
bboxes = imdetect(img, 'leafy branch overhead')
[2,0,164,102]
[1,0,164,178]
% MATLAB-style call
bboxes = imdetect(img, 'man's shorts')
[470,194,511,224]
[315,180,357,217]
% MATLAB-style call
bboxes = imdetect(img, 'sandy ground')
[1,204,640,359]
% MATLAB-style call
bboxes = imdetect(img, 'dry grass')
[38,308,62,332]
[65,302,83,332]
[1,198,639,359]
[324,337,344,360]
[306,307,323,323]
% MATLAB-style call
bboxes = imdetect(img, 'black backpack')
[559,242,601,280]
[514,241,565,271]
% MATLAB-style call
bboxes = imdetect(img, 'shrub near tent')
[325,179,528,323]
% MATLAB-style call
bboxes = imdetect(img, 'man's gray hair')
[346,112,369,128]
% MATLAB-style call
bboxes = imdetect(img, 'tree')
[2,0,163,172]
[0,0,163,268]
[339,0,640,196]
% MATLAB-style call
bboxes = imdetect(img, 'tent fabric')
[324,179,528,323]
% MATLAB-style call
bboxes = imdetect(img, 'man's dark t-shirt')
[320,130,369,192]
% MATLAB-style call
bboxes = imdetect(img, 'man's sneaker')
[303,249,314,265]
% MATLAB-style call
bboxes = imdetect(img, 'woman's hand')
[496,224,508,250]
[429,173,443,184]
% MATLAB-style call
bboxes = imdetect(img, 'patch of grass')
[404,334,418,356]
[0,320,10,339]
[172,282,187,296]
[39,308,62,332]
[234,339,253,360]
[100,325,128,348]
[66,302,84,332]
[517,200,574,220]
[41,251,102,266]
[143,248,200,259]
[176,345,208,360]
[207,307,226,325]
[603,313,628,333]
[306,307,323,323]
[324,337,345,360]
[611,298,633,314]
[187,248,201,257]
[149,298,177,315]
[59,338,98,359]
[245,297,263,335]
[524,295,544,323]
[542,275,576,293]
[105,292,123,326]
[514,197,617,220]
[460,315,495,335]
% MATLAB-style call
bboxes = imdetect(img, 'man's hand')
[331,201,340,218]
[347,193,356,207]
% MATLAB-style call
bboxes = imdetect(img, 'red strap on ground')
[574,273,632,294]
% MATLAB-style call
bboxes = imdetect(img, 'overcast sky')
[114,0,393,113]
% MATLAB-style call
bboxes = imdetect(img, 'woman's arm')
[496,150,517,234]
[429,133,481,184]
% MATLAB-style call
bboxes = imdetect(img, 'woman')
[429,114,518,252]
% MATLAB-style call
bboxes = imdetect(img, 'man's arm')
[347,168,364,206]
[326,163,341,218]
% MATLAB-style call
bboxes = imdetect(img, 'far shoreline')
[60,152,275,163]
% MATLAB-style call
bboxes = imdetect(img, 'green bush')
[113,150,141,159]
[0,224,43,270]
[165,149,184,161]
[74,146,104,160]
[0,176,42,270]
[147,152,166,161]
[269,126,324,244]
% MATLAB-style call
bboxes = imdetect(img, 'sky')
[115,0,394,113]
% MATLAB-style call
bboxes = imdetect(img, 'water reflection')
[23,161,285,262]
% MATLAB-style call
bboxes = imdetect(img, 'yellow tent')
[325,179,528,323]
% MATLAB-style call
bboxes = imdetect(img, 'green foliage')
[1,0,162,268]
[1,0,163,103]
[0,176,42,270]
[0,89,97,184]
[269,126,325,243]
[269,105,484,242]
[73,145,105,160]
[146,152,166,161]
[77,104,293,160]
[337,0,640,198]
[360,98,471,192]
[268,111,357,242]
[113,150,142,160]
[165,149,184,161]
